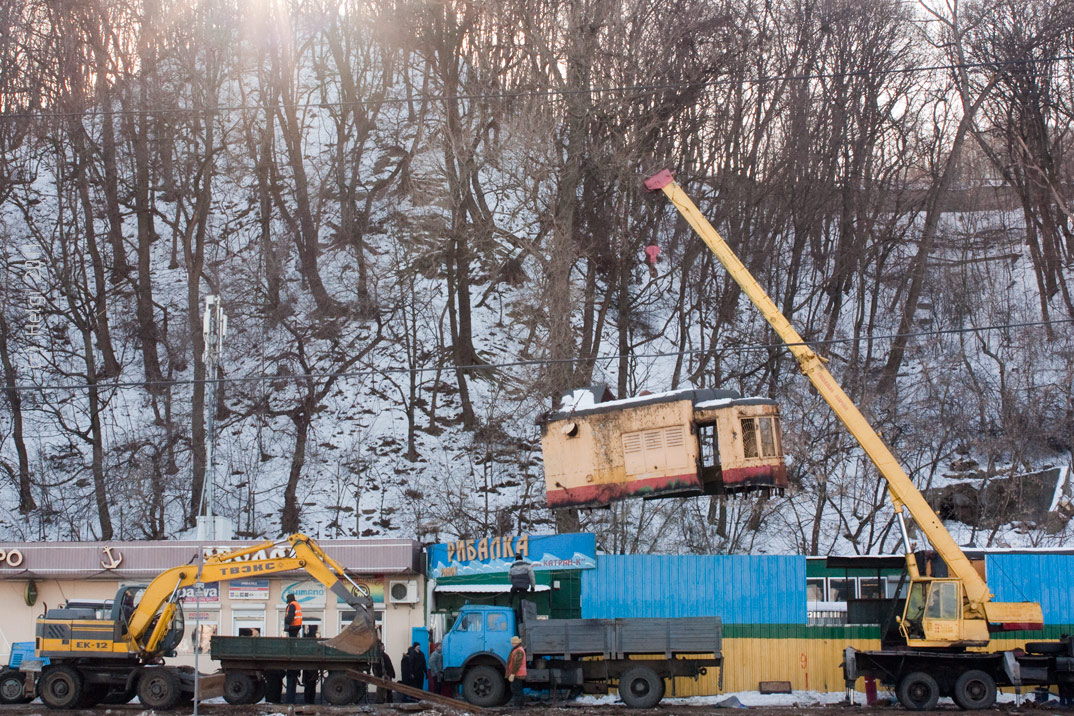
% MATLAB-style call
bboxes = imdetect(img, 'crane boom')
[646,170,1042,642]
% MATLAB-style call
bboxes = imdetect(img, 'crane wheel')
[896,671,939,711]
[953,670,996,710]
[40,665,84,709]
[138,667,182,710]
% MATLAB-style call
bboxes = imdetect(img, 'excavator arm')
[645,170,1043,642]
[128,533,376,657]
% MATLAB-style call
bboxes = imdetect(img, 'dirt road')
[0,700,1062,716]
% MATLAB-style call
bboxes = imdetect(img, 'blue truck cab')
[442,605,516,676]
[441,605,518,705]
[1,642,42,704]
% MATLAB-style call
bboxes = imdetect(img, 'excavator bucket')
[324,605,377,655]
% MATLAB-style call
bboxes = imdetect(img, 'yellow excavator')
[32,533,377,709]
[645,170,1068,710]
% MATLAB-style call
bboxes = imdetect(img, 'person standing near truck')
[427,642,443,695]
[284,594,303,637]
[508,558,535,596]
[301,624,319,704]
[283,594,303,703]
[374,640,395,704]
[505,636,527,707]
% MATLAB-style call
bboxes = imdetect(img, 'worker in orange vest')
[283,594,303,703]
[505,635,527,707]
[284,594,303,637]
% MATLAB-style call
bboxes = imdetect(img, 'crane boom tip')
[644,169,675,192]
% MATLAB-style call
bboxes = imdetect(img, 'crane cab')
[898,577,994,647]
[541,387,788,509]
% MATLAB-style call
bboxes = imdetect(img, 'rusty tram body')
[541,388,788,509]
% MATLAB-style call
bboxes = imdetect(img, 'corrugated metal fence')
[987,553,1074,625]
[581,554,805,623]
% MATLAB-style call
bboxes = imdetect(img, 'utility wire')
[7,317,1073,393]
[0,53,1070,122]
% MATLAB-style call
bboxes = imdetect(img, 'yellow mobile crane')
[645,170,1068,710]
[33,533,377,710]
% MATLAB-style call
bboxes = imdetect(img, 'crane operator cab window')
[902,580,962,643]
[901,582,927,639]
[922,580,962,640]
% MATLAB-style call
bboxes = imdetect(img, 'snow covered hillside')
[0,0,1071,554]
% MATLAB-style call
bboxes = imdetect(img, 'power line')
[1,53,1071,122]
[7,317,1073,393]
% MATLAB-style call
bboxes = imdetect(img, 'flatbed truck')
[442,602,722,708]
[211,635,380,705]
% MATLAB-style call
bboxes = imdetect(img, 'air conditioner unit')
[388,579,419,604]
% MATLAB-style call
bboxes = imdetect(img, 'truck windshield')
[454,613,482,632]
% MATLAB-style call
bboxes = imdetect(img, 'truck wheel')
[139,667,181,710]
[953,670,996,710]
[462,665,505,707]
[619,666,665,708]
[0,670,27,705]
[251,675,267,703]
[321,671,358,705]
[896,671,939,711]
[224,673,257,705]
[40,665,84,709]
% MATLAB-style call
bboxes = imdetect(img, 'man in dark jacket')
[409,643,426,689]
[399,642,426,701]
[374,641,394,704]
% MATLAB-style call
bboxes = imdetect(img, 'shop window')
[232,609,266,636]
[339,609,383,638]
[177,612,218,655]
[806,578,826,602]
[828,578,856,602]
[279,609,323,635]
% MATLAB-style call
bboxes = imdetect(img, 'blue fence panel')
[987,553,1074,624]
[581,554,805,624]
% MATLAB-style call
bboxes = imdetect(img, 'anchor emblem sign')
[100,546,123,570]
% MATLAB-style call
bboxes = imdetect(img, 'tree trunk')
[282,405,311,534]
[0,311,34,513]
